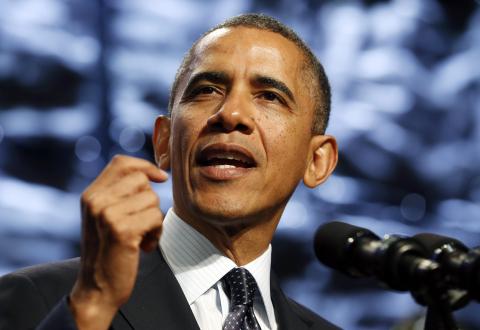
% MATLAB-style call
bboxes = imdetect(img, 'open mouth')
[196,144,257,169]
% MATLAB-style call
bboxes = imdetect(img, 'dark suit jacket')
[0,249,340,330]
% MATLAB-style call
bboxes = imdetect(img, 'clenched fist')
[69,155,168,330]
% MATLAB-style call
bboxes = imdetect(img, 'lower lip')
[198,165,254,181]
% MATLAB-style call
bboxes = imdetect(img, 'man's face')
[168,27,318,226]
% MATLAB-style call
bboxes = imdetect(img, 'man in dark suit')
[0,14,339,330]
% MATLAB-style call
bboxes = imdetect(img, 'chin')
[191,196,259,226]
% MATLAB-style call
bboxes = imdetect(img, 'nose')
[206,92,254,134]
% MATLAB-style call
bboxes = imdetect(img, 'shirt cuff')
[36,296,78,330]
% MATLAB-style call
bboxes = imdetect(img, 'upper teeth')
[209,155,241,161]
[215,164,237,168]
[207,155,247,164]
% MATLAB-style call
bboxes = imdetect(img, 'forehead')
[190,27,305,85]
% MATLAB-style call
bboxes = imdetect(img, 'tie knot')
[223,268,258,307]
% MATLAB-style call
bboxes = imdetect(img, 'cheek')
[170,114,201,169]
[259,119,312,190]
[259,113,310,161]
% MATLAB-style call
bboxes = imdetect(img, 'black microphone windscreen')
[314,221,377,273]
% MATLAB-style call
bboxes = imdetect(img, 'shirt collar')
[159,208,275,326]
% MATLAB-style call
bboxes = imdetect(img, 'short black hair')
[168,13,331,134]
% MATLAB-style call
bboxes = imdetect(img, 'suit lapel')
[270,275,312,330]
[109,250,330,330]
[112,249,200,330]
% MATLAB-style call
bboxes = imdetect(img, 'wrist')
[69,284,119,330]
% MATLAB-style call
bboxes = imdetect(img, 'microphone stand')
[412,273,464,330]
[424,297,459,330]
[410,260,464,330]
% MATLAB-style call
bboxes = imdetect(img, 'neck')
[173,206,284,265]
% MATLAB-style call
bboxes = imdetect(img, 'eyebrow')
[182,71,296,104]
[183,71,230,96]
[253,75,296,104]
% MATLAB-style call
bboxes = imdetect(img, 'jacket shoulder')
[0,258,80,330]
[8,257,80,277]
[5,258,80,303]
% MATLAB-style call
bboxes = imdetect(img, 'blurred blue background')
[1,0,479,329]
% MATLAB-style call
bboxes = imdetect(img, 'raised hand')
[69,155,168,330]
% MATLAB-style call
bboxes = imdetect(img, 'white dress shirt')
[159,208,278,330]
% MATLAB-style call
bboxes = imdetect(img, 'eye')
[183,85,221,102]
[188,86,220,98]
[197,86,216,94]
[260,91,285,104]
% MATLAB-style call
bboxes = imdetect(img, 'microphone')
[314,221,441,293]
[413,233,480,301]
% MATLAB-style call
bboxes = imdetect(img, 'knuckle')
[129,173,150,191]
[80,190,94,206]
[109,223,127,239]
[87,194,104,216]
[100,206,115,224]
[99,208,137,242]
[135,172,149,184]
[80,193,90,207]
[100,211,131,241]
[147,191,160,205]
[111,154,126,164]
[110,155,130,171]
[149,207,164,221]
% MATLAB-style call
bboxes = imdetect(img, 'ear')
[152,115,171,170]
[303,135,338,188]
